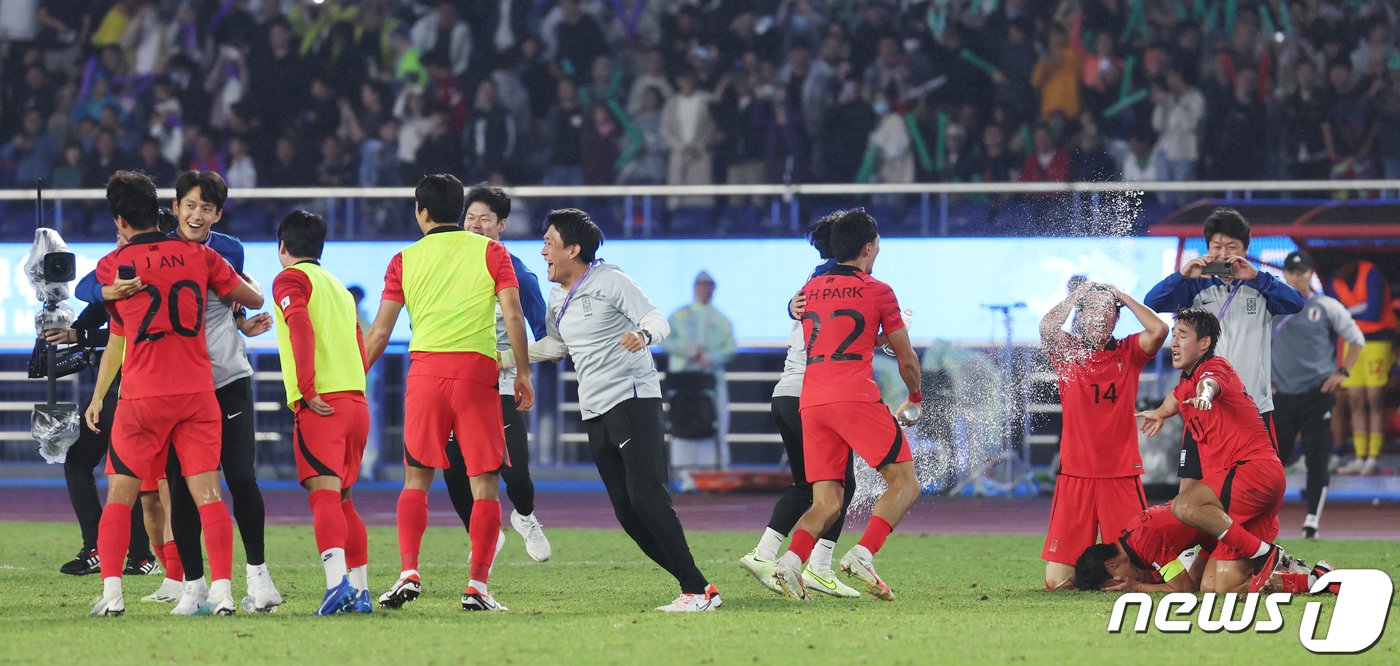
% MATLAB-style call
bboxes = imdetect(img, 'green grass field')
[2,520,1396,664]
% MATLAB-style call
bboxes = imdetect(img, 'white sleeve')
[1327,299,1366,347]
[527,337,568,362]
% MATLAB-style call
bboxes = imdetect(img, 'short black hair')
[347,285,365,302]
[1174,307,1221,355]
[1203,208,1250,250]
[1074,543,1119,591]
[415,173,465,225]
[829,209,879,263]
[157,207,177,233]
[466,183,511,220]
[277,210,327,259]
[106,170,160,230]
[1076,283,1122,311]
[808,211,841,259]
[547,208,603,263]
[174,170,228,211]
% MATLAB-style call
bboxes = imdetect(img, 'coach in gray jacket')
[1271,250,1363,540]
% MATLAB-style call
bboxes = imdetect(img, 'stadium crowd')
[1,0,1399,204]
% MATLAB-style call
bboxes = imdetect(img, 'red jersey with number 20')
[1173,355,1277,480]
[1052,333,1150,477]
[799,264,905,408]
[96,232,243,400]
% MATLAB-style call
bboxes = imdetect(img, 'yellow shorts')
[1342,340,1394,389]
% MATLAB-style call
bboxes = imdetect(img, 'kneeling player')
[272,211,373,615]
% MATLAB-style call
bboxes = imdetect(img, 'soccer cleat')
[739,550,783,594]
[193,591,237,616]
[705,583,722,609]
[840,548,895,601]
[1311,560,1340,594]
[61,548,100,576]
[655,593,716,612]
[314,577,358,616]
[348,590,374,614]
[1248,544,1284,594]
[171,578,210,616]
[1337,457,1367,475]
[1360,457,1378,476]
[377,573,422,609]
[772,557,811,601]
[242,564,283,613]
[803,566,861,598]
[142,578,184,603]
[124,557,159,577]
[511,510,552,562]
[461,586,508,612]
[90,592,125,617]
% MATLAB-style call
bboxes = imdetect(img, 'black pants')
[1274,390,1334,516]
[767,396,855,542]
[587,398,707,595]
[65,383,151,559]
[167,377,266,577]
[445,394,538,529]
[1180,409,1276,480]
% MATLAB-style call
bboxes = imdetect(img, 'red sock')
[197,502,234,583]
[161,541,184,581]
[469,499,501,584]
[397,489,429,572]
[1220,523,1263,558]
[97,503,132,579]
[308,489,348,554]
[343,498,368,570]
[788,529,817,564]
[858,516,894,555]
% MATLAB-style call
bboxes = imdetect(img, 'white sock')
[756,528,785,560]
[103,576,122,599]
[468,578,489,594]
[1303,513,1319,529]
[848,544,873,562]
[1252,542,1271,559]
[209,578,231,600]
[246,562,267,577]
[349,565,368,593]
[187,576,207,589]
[321,547,347,589]
[778,551,803,570]
[400,569,418,580]
[809,539,836,572]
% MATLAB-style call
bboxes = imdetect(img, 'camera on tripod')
[27,339,94,379]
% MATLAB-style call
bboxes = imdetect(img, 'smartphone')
[1201,260,1233,277]
[118,265,136,280]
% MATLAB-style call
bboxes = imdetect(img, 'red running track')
[3,487,1398,540]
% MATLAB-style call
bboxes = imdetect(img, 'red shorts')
[403,374,505,474]
[1041,475,1147,565]
[294,392,370,486]
[800,401,910,483]
[1205,458,1285,561]
[106,392,221,487]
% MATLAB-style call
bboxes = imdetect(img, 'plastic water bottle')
[896,401,922,426]
[882,309,914,356]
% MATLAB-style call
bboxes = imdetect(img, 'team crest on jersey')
[581,295,593,315]
[1245,297,1258,314]
[1308,307,1321,322]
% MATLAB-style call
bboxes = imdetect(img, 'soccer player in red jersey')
[1039,281,1166,590]
[1073,503,1215,593]
[770,209,923,601]
[1137,308,1288,594]
[271,211,373,615]
[365,174,534,612]
[85,171,263,616]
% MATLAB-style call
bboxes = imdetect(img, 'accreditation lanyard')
[556,259,604,329]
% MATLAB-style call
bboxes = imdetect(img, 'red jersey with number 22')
[799,264,905,408]
[1052,333,1150,477]
[1173,355,1277,480]
[96,232,242,400]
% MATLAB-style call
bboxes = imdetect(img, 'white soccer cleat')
[142,578,184,603]
[194,591,237,616]
[840,548,895,601]
[771,557,811,601]
[377,573,422,609]
[1337,457,1367,475]
[1360,457,1378,476]
[460,586,509,612]
[802,566,861,598]
[171,578,210,616]
[655,593,717,612]
[739,550,783,594]
[90,592,125,617]
[242,563,282,613]
[511,510,552,562]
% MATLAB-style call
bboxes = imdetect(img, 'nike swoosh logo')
[618,438,631,449]
[503,424,511,429]
[226,412,243,420]
[810,573,837,590]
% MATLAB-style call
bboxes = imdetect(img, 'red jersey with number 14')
[798,264,905,408]
[96,232,242,399]
[1173,355,1277,480]
[1052,332,1150,477]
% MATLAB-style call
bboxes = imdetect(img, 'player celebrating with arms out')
[769,209,924,601]
[1039,281,1166,590]
[271,211,373,615]
[1137,308,1288,594]
[86,171,264,616]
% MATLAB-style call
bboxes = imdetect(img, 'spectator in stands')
[1152,68,1205,205]
[1120,130,1160,185]
[83,128,128,187]
[662,70,717,208]
[1070,123,1116,183]
[618,86,668,186]
[553,0,608,72]
[423,54,468,135]
[963,123,1023,184]
[1207,67,1268,181]
[1,109,58,187]
[993,18,1039,123]
[1322,58,1377,188]
[663,271,737,472]
[412,1,472,77]
[360,118,401,188]
[1021,124,1071,185]
[137,137,177,188]
[464,79,516,182]
[765,89,809,185]
[1032,20,1082,120]
[544,78,586,186]
[264,135,311,187]
[819,79,877,184]
[517,36,557,121]
[713,72,768,200]
[627,48,674,115]
[1372,68,1400,180]
[581,105,620,186]
[868,94,913,194]
[783,43,836,146]
[246,20,305,137]
[316,135,355,188]
[1282,59,1332,181]
[414,108,462,177]
[1351,19,1398,84]
[51,142,85,189]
